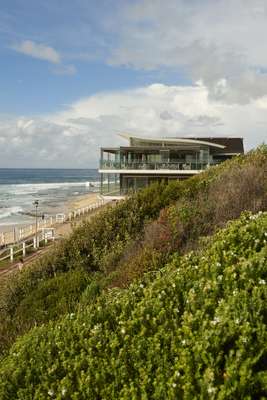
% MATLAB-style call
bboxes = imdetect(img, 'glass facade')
[99,137,235,196]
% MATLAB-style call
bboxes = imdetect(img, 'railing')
[100,160,213,171]
[0,198,111,248]
[0,231,55,263]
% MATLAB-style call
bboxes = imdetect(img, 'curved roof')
[119,133,226,149]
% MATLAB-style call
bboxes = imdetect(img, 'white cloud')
[12,40,61,64]
[0,83,266,167]
[11,40,77,75]
[108,0,267,104]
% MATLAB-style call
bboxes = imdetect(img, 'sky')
[0,0,267,168]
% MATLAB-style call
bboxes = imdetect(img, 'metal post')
[10,247,13,262]
[22,242,26,257]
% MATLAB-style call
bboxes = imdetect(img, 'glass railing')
[99,160,216,171]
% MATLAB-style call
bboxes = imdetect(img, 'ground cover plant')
[0,146,266,355]
[0,211,266,399]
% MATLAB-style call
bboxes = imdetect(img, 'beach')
[67,192,100,211]
[0,191,102,243]
[0,168,100,235]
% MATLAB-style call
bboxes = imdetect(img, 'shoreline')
[0,191,101,235]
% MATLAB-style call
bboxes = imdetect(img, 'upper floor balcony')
[99,159,219,172]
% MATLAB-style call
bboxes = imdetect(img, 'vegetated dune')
[0,211,266,399]
[0,146,266,385]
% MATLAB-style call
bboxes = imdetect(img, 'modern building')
[99,134,244,196]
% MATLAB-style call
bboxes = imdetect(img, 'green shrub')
[0,146,266,356]
[0,211,266,399]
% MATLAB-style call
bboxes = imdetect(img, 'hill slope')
[0,146,266,356]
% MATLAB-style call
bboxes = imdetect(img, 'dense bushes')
[0,146,266,356]
[0,180,183,354]
[109,146,267,287]
[0,211,266,399]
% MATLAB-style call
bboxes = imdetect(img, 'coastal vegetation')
[0,146,266,398]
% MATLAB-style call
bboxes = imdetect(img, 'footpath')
[0,197,114,283]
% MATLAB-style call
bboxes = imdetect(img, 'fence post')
[10,247,14,262]
[22,242,26,257]
[1,232,4,247]
[33,237,37,249]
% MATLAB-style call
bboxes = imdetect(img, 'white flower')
[181,339,186,345]
[172,383,177,388]
[140,283,144,289]
[207,386,216,394]
[211,316,220,325]
[217,275,223,281]
[92,324,101,333]
[61,388,67,396]
[172,283,176,288]
[48,389,54,397]
[259,279,266,285]
[175,371,180,377]
[121,328,126,334]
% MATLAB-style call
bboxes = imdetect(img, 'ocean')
[0,168,99,228]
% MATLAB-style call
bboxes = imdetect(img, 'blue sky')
[0,0,189,115]
[0,0,267,167]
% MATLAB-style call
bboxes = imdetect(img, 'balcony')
[99,160,215,171]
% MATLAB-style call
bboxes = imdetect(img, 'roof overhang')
[119,133,226,149]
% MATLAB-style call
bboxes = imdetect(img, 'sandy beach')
[0,191,101,238]
[67,191,100,211]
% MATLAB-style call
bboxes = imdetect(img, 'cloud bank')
[0,83,266,168]
[109,0,267,104]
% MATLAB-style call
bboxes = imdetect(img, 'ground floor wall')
[100,173,192,196]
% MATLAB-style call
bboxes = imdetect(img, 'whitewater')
[0,169,99,226]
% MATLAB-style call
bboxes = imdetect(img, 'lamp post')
[33,200,39,248]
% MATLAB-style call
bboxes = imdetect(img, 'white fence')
[0,198,109,248]
[0,228,55,263]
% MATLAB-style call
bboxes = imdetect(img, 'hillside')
[0,146,266,398]
[0,211,266,399]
